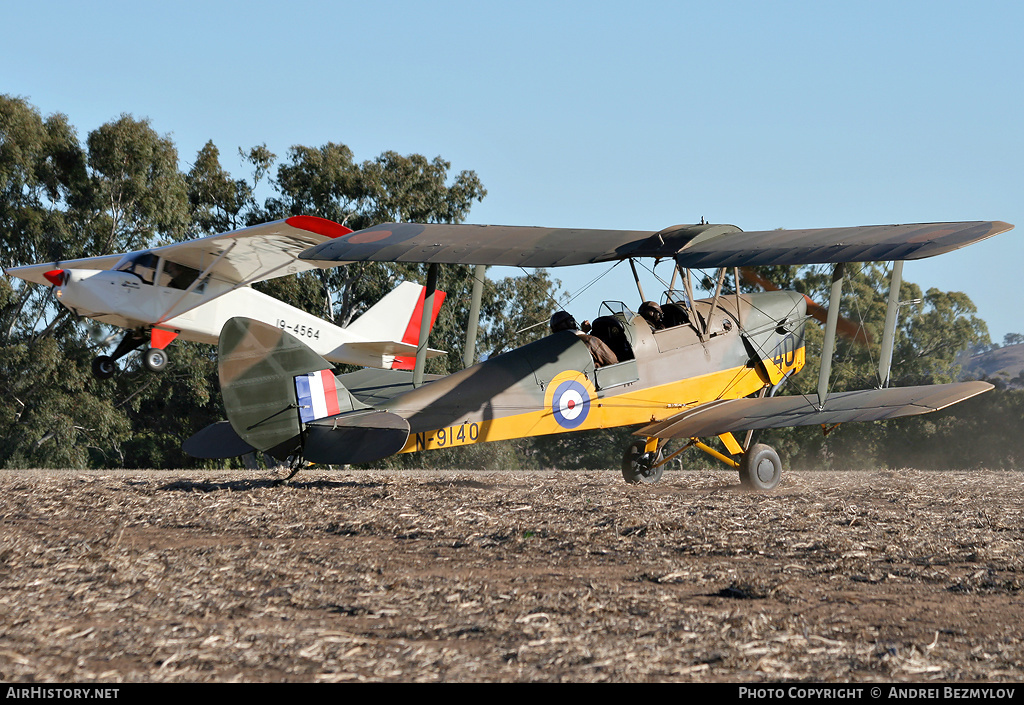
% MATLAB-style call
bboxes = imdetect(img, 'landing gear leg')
[91,331,146,380]
[144,328,178,373]
[688,432,783,492]
[622,438,664,484]
[91,328,178,379]
[271,455,305,484]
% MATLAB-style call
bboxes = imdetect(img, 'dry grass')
[1,468,1023,682]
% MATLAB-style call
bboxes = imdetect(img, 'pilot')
[550,311,618,367]
[639,301,666,331]
[164,261,193,290]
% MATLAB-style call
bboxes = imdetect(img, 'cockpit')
[114,251,160,284]
[113,251,204,292]
[589,301,638,362]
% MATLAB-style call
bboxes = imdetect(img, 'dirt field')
[1,467,1022,683]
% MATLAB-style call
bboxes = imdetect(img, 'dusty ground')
[0,467,1022,683]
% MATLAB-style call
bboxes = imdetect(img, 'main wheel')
[92,355,116,380]
[621,439,664,484]
[143,347,169,372]
[739,443,782,491]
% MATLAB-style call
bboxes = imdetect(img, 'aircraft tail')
[344,281,447,370]
[212,317,409,463]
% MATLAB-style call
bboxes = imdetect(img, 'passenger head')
[550,310,578,333]
[639,301,664,327]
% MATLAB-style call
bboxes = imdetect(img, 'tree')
[85,115,189,251]
[186,141,260,235]
[0,99,218,468]
[0,97,125,467]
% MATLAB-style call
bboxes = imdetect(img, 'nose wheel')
[91,355,116,380]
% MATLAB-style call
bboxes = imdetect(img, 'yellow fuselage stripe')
[399,348,805,454]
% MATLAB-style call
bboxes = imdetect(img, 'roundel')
[339,222,426,247]
[551,379,591,429]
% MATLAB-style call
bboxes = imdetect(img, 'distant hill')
[961,343,1024,388]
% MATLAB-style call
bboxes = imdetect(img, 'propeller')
[739,267,872,346]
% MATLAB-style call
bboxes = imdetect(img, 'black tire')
[92,355,116,380]
[621,439,664,484]
[739,443,782,491]
[143,347,168,372]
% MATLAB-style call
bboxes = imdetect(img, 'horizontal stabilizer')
[183,420,256,459]
[636,382,994,439]
[344,340,447,358]
[304,410,411,464]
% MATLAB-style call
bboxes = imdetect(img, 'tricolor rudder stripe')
[296,369,342,422]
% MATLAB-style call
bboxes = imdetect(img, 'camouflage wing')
[669,221,1013,268]
[299,221,1012,268]
[635,382,994,439]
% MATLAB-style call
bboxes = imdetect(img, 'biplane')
[184,218,1012,489]
[3,216,445,378]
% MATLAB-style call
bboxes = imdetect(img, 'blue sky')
[5,0,1022,341]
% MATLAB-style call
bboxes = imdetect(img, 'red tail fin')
[392,289,447,370]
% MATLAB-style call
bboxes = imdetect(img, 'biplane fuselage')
[372,291,806,454]
[200,289,807,471]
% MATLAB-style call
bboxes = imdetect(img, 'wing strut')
[705,267,727,336]
[155,242,238,323]
[462,264,485,368]
[877,261,904,388]
[817,262,845,408]
[628,259,647,302]
[413,263,439,387]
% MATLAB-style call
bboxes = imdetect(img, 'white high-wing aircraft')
[4,216,446,379]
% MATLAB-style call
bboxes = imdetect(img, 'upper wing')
[301,222,662,267]
[634,382,993,440]
[5,216,354,287]
[670,221,1013,268]
[299,220,1013,268]
[151,216,353,284]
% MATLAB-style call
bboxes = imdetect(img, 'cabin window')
[114,251,160,285]
[157,259,203,291]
